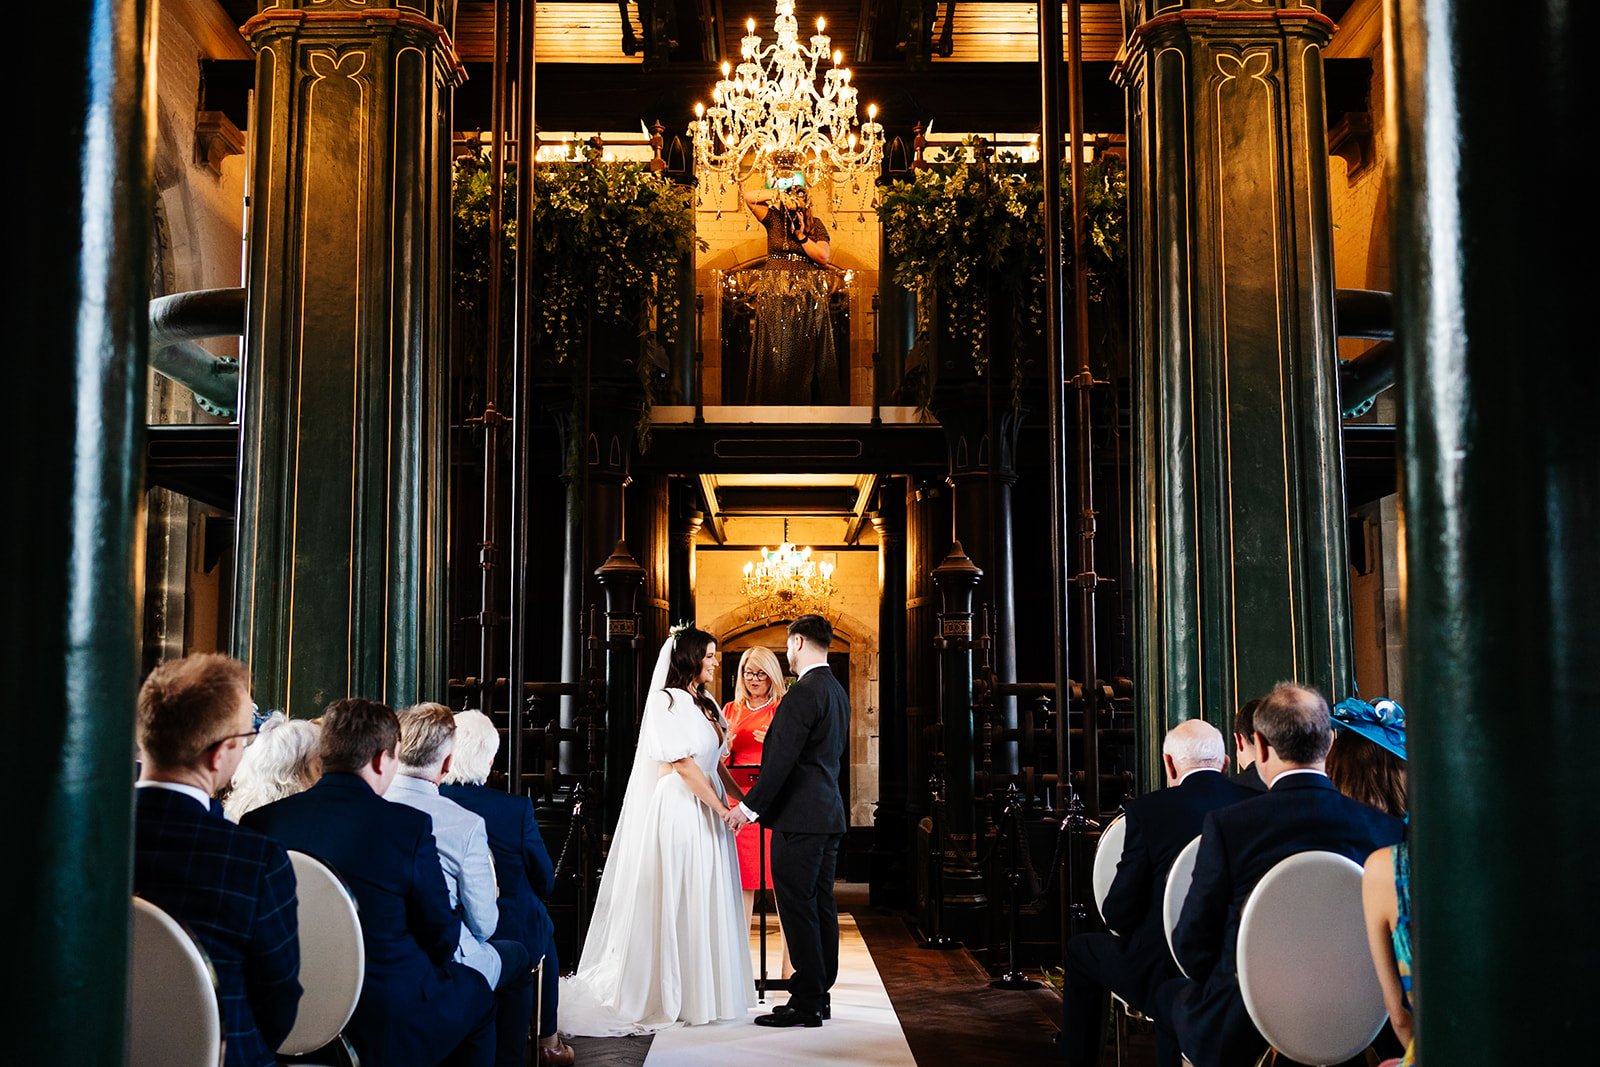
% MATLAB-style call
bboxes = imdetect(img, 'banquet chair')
[130,896,222,1067]
[1235,851,1386,1066]
[1091,813,1127,928]
[1162,835,1203,977]
[1088,814,1147,1065]
[277,851,364,1067]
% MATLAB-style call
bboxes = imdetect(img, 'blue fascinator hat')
[1331,696,1406,761]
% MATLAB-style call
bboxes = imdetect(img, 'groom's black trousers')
[771,829,845,1015]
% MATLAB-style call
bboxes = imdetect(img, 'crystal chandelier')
[740,519,837,624]
[692,0,884,205]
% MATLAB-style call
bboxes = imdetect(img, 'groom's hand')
[725,808,749,831]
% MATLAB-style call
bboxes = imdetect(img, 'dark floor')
[562,883,1158,1067]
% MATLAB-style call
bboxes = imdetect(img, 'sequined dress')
[748,208,842,404]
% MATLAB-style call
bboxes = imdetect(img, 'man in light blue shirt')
[390,704,535,1066]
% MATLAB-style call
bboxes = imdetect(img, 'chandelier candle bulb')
[692,0,884,198]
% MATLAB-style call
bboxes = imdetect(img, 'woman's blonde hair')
[732,646,788,708]
[442,710,501,786]
[222,713,321,822]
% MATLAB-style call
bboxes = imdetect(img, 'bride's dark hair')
[663,626,724,735]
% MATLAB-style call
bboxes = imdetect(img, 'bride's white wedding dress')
[558,651,754,1035]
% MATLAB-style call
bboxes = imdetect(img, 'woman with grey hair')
[222,712,321,822]
[441,710,572,1066]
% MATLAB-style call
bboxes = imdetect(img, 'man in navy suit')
[244,699,495,1067]
[441,710,574,1067]
[1232,697,1269,793]
[1151,684,1405,1067]
[729,613,852,1028]
[1060,719,1251,1066]
[132,653,301,1067]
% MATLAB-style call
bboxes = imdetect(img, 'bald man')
[1060,720,1252,1067]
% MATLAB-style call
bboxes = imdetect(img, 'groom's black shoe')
[771,1002,831,1021]
[755,1007,823,1028]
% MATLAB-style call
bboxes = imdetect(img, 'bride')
[558,625,756,1035]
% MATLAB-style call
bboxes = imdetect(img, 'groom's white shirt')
[738,660,830,822]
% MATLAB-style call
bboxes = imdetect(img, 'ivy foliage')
[452,143,705,367]
[876,139,1128,383]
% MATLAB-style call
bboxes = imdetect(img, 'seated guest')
[442,710,576,1067]
[1152,683,1405,1067]
[223,712,321,822]
[1329,697,1408,818]
[1364,840,1416,1066]
[243,699,495,1067]
[133,653,301,1067]
[1232,697,1268,792]
[1061,720,1251,1067]
[391,704,538,1067]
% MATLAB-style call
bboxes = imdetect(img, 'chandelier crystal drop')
[740,519,838,625]
[692,0,884,205]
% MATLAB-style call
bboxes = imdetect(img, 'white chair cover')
[130,897,222,1067]
[1236,850,1387,1065]
[1092,814,1127,927]
[278,850,366,1056]
[1162,835,1203,976]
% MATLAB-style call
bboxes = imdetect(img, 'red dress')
[723,697,779,891]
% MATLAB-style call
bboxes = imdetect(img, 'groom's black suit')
[741,662,850,1018]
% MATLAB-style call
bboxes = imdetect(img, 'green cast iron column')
[11,0,152,1058]
[1387,4,1596,1062]
[1119,1,1351,782]
[235,2,463,717]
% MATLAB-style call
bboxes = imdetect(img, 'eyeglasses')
[204,727,258,752]
[742,670,769,680]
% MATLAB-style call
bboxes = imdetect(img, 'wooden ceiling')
[451,1,1135,66]
[205,2,1364,135]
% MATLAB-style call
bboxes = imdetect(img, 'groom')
[728,613,850,1028]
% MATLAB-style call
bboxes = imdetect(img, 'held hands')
[724,807,751,832]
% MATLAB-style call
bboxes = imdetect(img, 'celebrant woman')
[741,154,843,405]
[722,646,794,978]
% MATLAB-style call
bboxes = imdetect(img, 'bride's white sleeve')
[638,689,698,762]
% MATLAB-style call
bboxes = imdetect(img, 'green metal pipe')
[147,287,244,416]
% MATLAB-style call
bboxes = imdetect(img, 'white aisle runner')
[643,913,916,1066]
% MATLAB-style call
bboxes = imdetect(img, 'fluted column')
[870,490,909,905]
[234,1,463,716]
[13,2,152,1057]
[931,542,988,942]
[931,384,1023,779]
[596,542,645,837]
[1119,1,1350,780]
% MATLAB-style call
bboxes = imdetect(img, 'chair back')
[130,897,222,1067]
[1236,850,1386,1065]
[1091,814,1127,924]
[278,851,366,1056]
[1162,834,1203,976]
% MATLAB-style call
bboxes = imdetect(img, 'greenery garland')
[452,143,704,367]
[877,139,1127,389]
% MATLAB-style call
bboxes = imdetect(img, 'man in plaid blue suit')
[133,654,302,1067]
